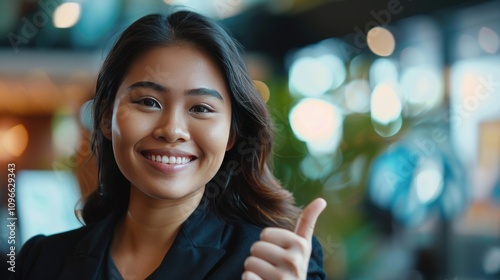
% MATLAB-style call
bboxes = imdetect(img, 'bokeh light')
[412,159,444,204]
[289,57,331,97]
[53,3,82,28]
[289,98,341,142]
[1,124,29,157]
[289,98,343,155]
[344,79,371,113]
[253,80,270,103]
[288,55,345,97]
[370,83,402,125]
[369,58,399,88]
[367,27,396,57]
[478,26,500,54]
[52,111,80,156]
[321,54,346,90]
[400,67,443,115]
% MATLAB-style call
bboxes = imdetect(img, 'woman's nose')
[152,109,190,143]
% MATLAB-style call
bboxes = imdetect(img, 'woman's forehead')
[121,45,230,97]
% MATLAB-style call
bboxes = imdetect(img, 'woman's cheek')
[206,121,231,148]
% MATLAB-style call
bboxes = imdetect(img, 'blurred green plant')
[266,78,411,278]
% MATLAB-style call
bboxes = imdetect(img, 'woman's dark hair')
[82,10,300,230]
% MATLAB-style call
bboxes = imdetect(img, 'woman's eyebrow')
[128,81,224,102]
[128,81,166,92]
[185,88,224,102]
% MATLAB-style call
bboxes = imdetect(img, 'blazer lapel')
[149,245,226,279]
[148,206,227,279]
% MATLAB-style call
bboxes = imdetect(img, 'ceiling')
[1,0,495,53]
[222,0,496,62]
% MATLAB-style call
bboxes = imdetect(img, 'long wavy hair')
[82,10,300,230]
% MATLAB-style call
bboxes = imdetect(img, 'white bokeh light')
[413,163,444,204]
[53,3,82,28]
[369,58,398,88]
[344,79,371,113]
[320,54,346,90]
[400,67,443,115]
[370,83,402,125]
[289,98,342,154]
[289,57,333,97]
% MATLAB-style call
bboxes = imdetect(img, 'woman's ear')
[226,129,236,151]
[100,111,113,140]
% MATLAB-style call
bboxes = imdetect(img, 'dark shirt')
[106,250,124,280]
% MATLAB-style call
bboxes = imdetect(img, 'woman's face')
[105,44,234,203]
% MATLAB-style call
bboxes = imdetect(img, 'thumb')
[294,198,327,241]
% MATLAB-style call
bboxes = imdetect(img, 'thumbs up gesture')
[242,198,327,280]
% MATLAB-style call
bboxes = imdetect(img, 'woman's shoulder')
[14,226,90,280]
[20,225,90,256]
[15,218,115,280]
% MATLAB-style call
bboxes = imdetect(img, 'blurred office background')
[1,0,500,279]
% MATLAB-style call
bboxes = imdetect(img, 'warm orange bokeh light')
[2,124,29,157]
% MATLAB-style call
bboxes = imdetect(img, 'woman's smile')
[139,148,198,174]
[146,154,193,165]
[141,149,197,165]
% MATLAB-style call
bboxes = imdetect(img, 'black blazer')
[14,207,326,279]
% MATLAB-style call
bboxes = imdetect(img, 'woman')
[15,10,326,280]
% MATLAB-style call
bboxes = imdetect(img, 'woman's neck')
[110,187,203,279]
[113,186,204,255]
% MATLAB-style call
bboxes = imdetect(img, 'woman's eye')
[190,105,213,113]
[136,98,161,108]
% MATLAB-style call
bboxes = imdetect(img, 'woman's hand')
[242,198,327,280]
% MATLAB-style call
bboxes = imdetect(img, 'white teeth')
[148,154,192,165]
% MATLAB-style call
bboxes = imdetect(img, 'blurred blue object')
[70,0,121,48]
[368,135,468,226]
[16,170,82,245]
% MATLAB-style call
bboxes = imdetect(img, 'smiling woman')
[14,10,326,280]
